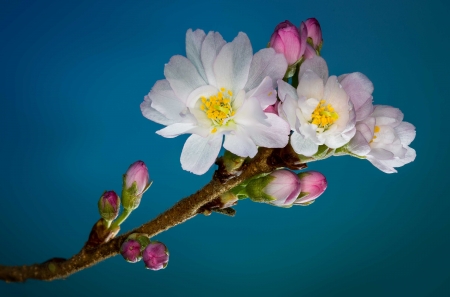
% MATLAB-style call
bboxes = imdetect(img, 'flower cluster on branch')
[0,17,416,282]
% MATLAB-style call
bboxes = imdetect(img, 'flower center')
[200,88,236,133]
[370,125,380,143]
[310,100,339,130]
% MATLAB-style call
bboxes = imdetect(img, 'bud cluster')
[121,233,169,271]
[227,169,327,208]
[269,18,323,77]
[97,160,151,232]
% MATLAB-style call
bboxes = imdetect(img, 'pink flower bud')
[295,171,327,204]
[270,20,306,65]
[122,161,151,210]
[246,170,301,207]
[98,191,120,221]
[125,161,150,195]
[143,241,169,271]
[121,239,142,263]
[303,18,323,50]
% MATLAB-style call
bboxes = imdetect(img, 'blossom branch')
[0,148,280,283]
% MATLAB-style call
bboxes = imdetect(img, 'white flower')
[140,29,290,175]
[277,56,373,156]
[348,105,416,173]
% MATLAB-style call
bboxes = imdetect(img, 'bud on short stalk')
[302,18,323,51]
[294,171,327,205]
[122,161,151,211]
[143,241,169,271]
[246,170,302,207]
[98,191,120,224]
[120,233,151,263]
[270,20,307,68]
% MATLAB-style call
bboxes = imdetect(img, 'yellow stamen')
[199,88,236,129]
[374,126,380,133]
[310,100,339,130]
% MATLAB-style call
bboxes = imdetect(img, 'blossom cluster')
[141,18,416,176]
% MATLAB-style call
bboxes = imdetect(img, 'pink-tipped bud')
[122,161,151,210]
[121,239,142,263]
[98,191,120,222]
[143,241,169,271]
[303,18,323,50]
[246,170,302,207]
[295,171,327,205]
[270,20,306,66]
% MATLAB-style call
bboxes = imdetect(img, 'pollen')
[310,100,339,130]
[200,87,235,128]
[370,126,381,143]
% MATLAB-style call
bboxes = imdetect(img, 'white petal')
[156,122,208,138]
[297,69,324,101]
[382,147,416,167]
[368,148,394,160]
[180,134,223,175]
[356,120,375,143]
[244,48,287,91]
[298,55,329,85]
[277,80,299,129]
[164,55,206,103]
[223,129,258,157]
[323,76,348,107]
[367,156,397,174]
[338,72,374,121]
[372,105,404,124]
[186,85,218,108]
[186,29,207,82]
[246,76,277,108]
[140,96,175,125]
[242,113,290,148]
[214,32,252,93]
[201,31,226,87]
[394,122,416,146]
[148,80,185,121]
[234,96,268,126]
[324,128,355,149]
[290,131,318,156]
[348,131,371,156]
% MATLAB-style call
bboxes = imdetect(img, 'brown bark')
[0,148,289,282]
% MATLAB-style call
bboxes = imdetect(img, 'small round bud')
[294,171,327,205]
[121,239,142,263]
[122,161,151,210]
[98,191,120,222]
[143,241,169,271]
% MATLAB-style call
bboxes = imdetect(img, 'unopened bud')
[294,171,327,205]
[122,161,151,210]
[98,191,120,222]
[143,241,169,271]
[246,170,301,207]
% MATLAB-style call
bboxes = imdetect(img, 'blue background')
[0,0,448,296]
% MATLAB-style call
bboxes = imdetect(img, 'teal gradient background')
[1,0,449,296]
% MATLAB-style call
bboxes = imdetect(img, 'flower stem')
[104,219,112,229]
[110,209,132,229]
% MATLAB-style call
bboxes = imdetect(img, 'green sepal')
[246,175,277,203]
[230,184,249,200]
[121,175,147,211]
[334,144,367,159]
[98,191,120,222]
[223,150,246,173]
